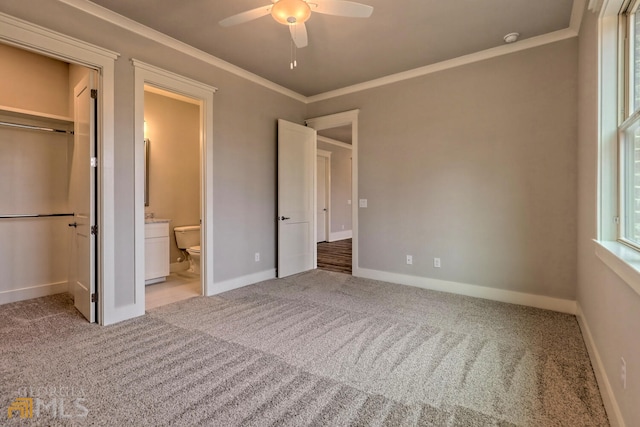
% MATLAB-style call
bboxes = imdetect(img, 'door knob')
[279,216,291,221]
[68,222,78,228]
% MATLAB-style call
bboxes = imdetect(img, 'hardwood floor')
[317,238,352,274]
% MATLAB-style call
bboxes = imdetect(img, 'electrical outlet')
[621,357,627,389]
[434,257,441,268]
[406,255,413,265]
[254,252,260,262]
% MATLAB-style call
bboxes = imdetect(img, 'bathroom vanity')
[145,219,170,285]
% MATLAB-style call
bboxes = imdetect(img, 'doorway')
[0,42,100,322]
[306,110,359,275]
[133,60,216,308]
[142,86,202,309]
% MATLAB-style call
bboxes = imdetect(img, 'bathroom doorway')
[142,86,202,309]
[133,61,216,311]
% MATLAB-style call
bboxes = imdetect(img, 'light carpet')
[1,270,608,426]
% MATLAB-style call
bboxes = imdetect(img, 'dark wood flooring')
[317,239,352,274]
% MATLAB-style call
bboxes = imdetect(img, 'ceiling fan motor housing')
[271,0,312,25]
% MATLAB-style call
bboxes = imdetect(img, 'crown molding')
[306,27,580,103]
[58,0,306,103]
[59,0,583,105]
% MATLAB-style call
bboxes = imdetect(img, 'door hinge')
[91,293,97,303]
[91,89,97,99]
[614,216,620,224]
[91,225,98,235]
[91,157,98,167]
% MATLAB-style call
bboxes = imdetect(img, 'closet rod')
[0,120,73,135]
[0,213,74,219]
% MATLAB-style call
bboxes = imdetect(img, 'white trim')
[355,268,577,314]
[144,84,201,106]
[0,12,118,326]
[57,0,305,103]
[133,59,216,316]
[576,303,626,427]
[306,28,580,103]
[571,0,588,33]
[588,0,605,13]
[329,230,352,241]
[317,149,332,244]
[594,240,640,296]
[306,110,359,273]
[0,12,118,61]
[0,282,68,305]
[209,269,276,295]
[317,135,353,150]
[59,0,584,103]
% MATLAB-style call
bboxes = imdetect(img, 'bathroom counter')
[145,218,170,224]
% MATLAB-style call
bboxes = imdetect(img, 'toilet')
[174,225,201,274]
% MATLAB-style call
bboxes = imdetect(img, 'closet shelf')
[0,105,73,124]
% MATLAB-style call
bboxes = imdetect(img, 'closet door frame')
[0,13,120,325]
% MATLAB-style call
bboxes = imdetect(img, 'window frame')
[618,0,640,250]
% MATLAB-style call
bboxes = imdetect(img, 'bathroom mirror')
[144,138,150,207]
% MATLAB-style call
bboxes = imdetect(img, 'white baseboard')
[207,269,276,296]
[355,268,577,314]
[329,230,352,242]
[0,281,68,305]
[576,303,626,427]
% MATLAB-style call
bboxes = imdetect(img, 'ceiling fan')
[219,0,374,49]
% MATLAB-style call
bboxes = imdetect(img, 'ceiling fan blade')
[219,5,273,27]
[311,0,373,18]
[290,23,308,48]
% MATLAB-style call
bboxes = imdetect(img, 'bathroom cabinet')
[145,221,170,285]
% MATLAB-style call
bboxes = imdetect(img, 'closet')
[0,43,94,315]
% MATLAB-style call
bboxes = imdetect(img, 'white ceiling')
[87,0,576,97]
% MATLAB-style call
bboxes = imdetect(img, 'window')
[619,1,640,249]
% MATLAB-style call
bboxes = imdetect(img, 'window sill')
[594,240,640,297]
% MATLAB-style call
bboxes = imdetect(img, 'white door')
[70,73,96,322]
[316,155,328,243]
[277,119,316,277]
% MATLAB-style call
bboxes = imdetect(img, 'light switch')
[359,199,368,208]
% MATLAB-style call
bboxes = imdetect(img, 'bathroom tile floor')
[145,270,201,310]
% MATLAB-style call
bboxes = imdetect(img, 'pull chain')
[290,27,298,70]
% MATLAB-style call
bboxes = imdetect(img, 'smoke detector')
[503,32,520,44]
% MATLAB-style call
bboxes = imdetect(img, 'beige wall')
[318,140,352,237]
[577,7,640,425]
[0,43,69,117]
[144,91,200,264]
[0,48,73,297]
[308,39,578,299]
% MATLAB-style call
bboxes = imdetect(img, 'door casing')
[133,60,217,310]
[305,110,359,274]
[317,150,332,243]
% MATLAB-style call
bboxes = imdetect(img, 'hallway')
[317,239,351,274]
